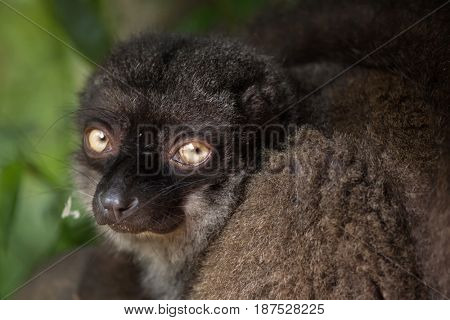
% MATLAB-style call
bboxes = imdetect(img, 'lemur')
[14,0,449,300]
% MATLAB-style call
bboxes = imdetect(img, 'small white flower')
[61,196,80,219]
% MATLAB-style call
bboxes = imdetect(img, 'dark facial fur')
[74,34,295,298]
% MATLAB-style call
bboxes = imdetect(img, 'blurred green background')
[0,0,267,298]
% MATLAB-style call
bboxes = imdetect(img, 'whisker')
[32,151,100,187]
[34,110,78,147]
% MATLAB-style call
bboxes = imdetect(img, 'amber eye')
[86,128,110,154]
[173,141,211,166]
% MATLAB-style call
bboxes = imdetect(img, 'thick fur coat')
[190,128,429,299]
[14,0,449,300]
[191,0,449,299]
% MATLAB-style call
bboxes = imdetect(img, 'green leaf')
[0,162,23,250]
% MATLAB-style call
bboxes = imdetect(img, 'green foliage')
[0,0,265,299]
[175,0,267,32]
[0,0,100,298]
[49,0,112,62]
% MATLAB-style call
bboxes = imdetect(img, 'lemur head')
[75,33,294,238]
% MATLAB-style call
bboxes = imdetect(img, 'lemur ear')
[240,62,295,125]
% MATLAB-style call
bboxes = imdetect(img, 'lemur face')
[75,34,294,236]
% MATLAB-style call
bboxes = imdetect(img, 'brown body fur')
[190,0,449,299]
[190,62,449,299]
[190,126,438,299]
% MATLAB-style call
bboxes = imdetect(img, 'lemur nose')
[100,191,139,222]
